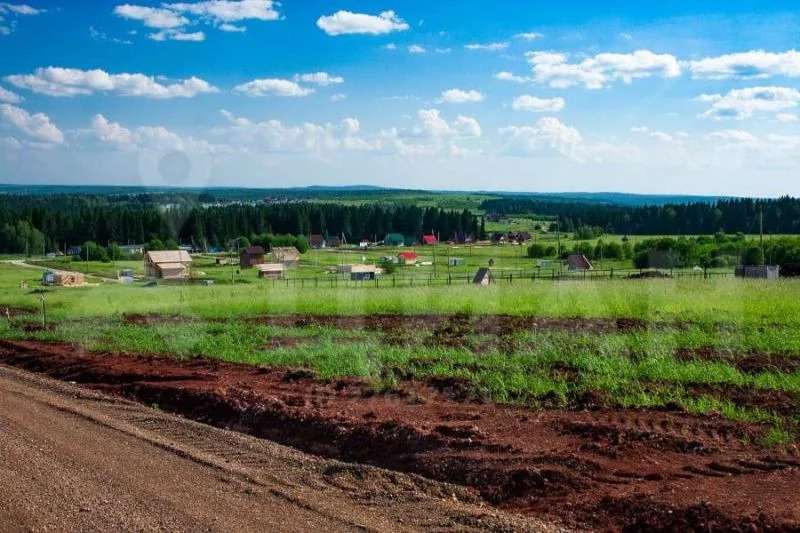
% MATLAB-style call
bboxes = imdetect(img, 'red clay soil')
[676,347,800,375]
[239,313,654,335]
[1,339,798,532]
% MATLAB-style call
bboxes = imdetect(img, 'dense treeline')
[481,196,800,235]
[527,232,800,269]
[0,194,480,254]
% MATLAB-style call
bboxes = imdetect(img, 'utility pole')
[556,218,562,275]
[433,229,437,279]
[759,206,765,265]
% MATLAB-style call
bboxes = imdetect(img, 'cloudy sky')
[1,1,799,196]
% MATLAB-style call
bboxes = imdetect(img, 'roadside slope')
[0,364,560,533]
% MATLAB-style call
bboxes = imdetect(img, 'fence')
[258,268,734,289]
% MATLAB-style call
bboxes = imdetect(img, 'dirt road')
[0,364,560,533]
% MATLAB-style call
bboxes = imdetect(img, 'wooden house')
[145,250,192,280]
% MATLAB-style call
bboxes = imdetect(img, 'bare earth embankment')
[0,362,559,533]
[1,337,798,532]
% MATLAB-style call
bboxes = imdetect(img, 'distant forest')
[0,194,480,254]
[481,196,800,235]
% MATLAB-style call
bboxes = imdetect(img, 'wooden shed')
[239,246,266,269]
[272,247,301,267]
[257,263,286,279]
[350,264,379,281]
[566,254,594,271]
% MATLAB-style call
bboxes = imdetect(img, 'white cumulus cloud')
[408,44,425,54]
[113,1,279,40]
[439,89,484,103]
[113,4,188,29]
[316,10,408,36]
[697,86,800,120]
[5,67,218,98]
[234,78,314,97]
[525,49,681,89]
[688,50,800,80]
[499,117,581,156]
[0,85,23,103]
[165,0,279,22]
[511,94,565,112]
[0,103,63,144]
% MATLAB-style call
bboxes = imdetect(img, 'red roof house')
[422,235,438,245]
[397,251,418,265]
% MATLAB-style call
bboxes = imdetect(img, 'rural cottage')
[145,250,192,280]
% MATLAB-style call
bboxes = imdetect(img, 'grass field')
[1,260,798,445]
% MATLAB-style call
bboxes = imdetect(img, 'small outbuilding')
[384,233,405,247]
[472,267,493,285]
[448,257,465,267]
[566,254,594,271]
[272,246,301,267]
[145,250,192,280]
[257,263,286,279]
[43,269,85,287]
[310,234,326,249]
[350,264,379,281]
[397,251,418,265]
[422,235,438,245]
[239,246,266,269]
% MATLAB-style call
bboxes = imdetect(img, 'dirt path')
[0,364,562,533]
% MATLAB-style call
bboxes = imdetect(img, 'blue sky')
[1,1,799,195]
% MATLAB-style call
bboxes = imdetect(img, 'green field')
[1,259,798,446]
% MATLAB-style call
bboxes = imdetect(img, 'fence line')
[262,268,734,289]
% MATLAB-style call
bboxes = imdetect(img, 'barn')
[239,246,265,269]
[145,250,192,280]
[422,235,438,245]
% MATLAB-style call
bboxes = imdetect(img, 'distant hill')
[0,183,741,207]
[481,191,728,207]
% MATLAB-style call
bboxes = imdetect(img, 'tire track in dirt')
[1,339,798,531]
